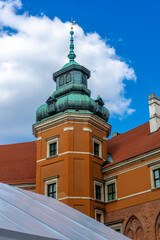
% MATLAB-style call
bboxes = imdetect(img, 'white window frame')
[150,163,160,189]
[93,138,102,158]
[94,180,104,202]
[47,137,58,158]
[107,223,123,234]
[95,209,104,224]
[45,177,58,199]
[105,179,117,202]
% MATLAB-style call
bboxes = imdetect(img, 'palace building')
[0,27,160,240]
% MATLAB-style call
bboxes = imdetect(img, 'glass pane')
[108,194,112,201]
[53,192,56,199]
[155,179,160,187]
[154,170,159,179]
[59,76,64,86]
[94,142,99,156]
[113,193,116,199]
[53,183,56,191]
[108,185,112,193]
[66,74,71,83]
[96,185,101,200]
[112,183,115,192]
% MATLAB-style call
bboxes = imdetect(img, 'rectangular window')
[153,169,160,188]
[93,137,102,158]
[46,136,59,158]
[150,163,160,189]
[105,178,117,202]
[44,177,58,199]
[95,209,104,223]
[49,142,57,156]
[94,180,104,201]
[107,183,116,201]
[47,183,56,198]
[95,185,101,200]
[106,222,123,234]
[96,213,102,222]
[94,142,99,156]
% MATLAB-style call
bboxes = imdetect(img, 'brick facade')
[105,199,160,240]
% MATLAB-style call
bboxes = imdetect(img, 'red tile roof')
[104,122,160,168]
[0,141,36,185]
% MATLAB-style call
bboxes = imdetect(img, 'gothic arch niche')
[124,216,144,240]
[155,213,160,240]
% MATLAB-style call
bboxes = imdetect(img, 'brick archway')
[155,213,160,240]
[124,216,144,240]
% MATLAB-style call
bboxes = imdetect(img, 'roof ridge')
[0,140,37,148]
[109,121,149,141]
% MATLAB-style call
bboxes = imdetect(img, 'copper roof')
[0,141,36,185]
[104,122,160,168]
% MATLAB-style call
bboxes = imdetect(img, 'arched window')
[155,213,160,240]
[82,74,86,84]
[124,216,144,240]
[59,76,64,86]
[66,73,71,83]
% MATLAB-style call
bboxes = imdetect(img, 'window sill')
[47,155,58,159]
[106,199,118,204]
[95,199,105,204]
[93,155,103,160]
[151,186,160,191]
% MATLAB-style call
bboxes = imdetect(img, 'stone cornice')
[33,112,111,137]
[102,147,160,174]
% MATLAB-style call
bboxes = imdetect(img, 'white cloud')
[0,0,136,144]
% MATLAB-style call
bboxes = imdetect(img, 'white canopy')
[0,183,130,240]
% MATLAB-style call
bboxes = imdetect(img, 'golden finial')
[71,21,77,29]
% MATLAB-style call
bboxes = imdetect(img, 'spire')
[68,23,76,62]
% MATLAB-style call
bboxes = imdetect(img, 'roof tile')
[0,141,36,185]
[104,122,160,168]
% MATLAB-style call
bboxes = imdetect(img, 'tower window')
[66,73,71,83]
[94,142,99,156]
[49,142,57,156]
[47,183,57,198]
[46,136,59,158]
[44,176,58,200]
[94,180,104,201]
[95,185,101,200]
[82,74,86,84]
[93,138,102,158]
[59,76,64,86]
[95,209,104,223]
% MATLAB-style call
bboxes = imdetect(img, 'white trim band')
[58,196,95,201]
[118,189,151,201]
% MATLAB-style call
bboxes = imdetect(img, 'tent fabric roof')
[104,122,160,168]
[0,183,129,240]
[0,141,36,185]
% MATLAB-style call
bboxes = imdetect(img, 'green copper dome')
[36,28,110,123]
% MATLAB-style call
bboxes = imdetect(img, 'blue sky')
[0,0,159,144]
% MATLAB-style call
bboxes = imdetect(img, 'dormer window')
[66,73,71,83]
[82,74,86,85]
[59,76,64,86]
